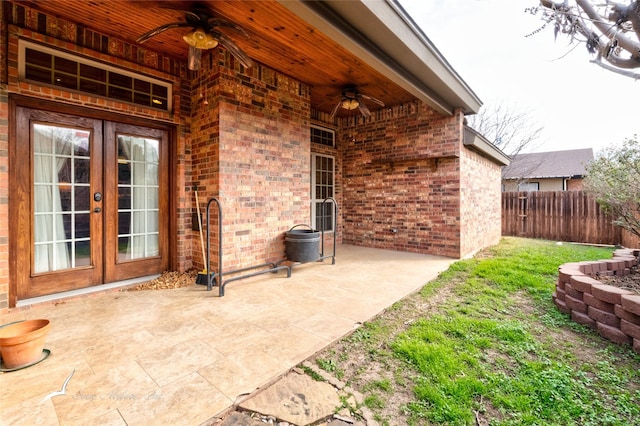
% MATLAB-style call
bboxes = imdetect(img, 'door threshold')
[16,275,161,308]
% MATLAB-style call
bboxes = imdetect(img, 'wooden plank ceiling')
[11,0,417,117]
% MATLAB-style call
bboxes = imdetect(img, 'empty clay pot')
[0,319,50,369]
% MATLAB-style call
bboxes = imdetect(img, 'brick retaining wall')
[554,249,640,354]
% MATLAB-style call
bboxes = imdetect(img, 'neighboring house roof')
[502,148,594,180]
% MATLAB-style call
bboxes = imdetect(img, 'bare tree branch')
[466,103,543,157]
[532,0,640,78]
[466,103,544,184]
[590,58,640,78]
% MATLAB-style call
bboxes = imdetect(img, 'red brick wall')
[460,147,503,257]
[190,56,312,272]
[339,103,463,258]
[0,1,507,309]
[0,1,315,306]
[566,178,585,191]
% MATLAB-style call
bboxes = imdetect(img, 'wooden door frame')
[8,95,178,307]
[14,107,105,298]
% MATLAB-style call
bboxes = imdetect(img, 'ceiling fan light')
[183,28,219,49]
[341,98,359,110]
[187,45,202,70]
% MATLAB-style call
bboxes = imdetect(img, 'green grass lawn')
[311,237,640,425]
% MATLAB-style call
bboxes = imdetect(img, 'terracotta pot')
[0,319,50,369]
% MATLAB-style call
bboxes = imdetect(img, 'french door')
[13,107,169,299]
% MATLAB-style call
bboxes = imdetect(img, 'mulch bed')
[125,270,198,291]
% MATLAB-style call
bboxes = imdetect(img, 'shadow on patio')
[0,245,455,425]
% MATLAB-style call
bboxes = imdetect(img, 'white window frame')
[518,182,540,192]
[311,153,335,232]
[310,124,336,148]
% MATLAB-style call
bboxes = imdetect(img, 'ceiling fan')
[330,85,385,120]
[136,7,253,71]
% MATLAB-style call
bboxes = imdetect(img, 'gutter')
[278,0,482,116]
[504,174,584,180]
[384,0,482,112]
[463,126,510,166]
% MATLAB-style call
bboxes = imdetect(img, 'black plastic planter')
[285,224,320,263]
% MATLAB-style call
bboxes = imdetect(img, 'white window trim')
[518,182,540,192]
[310,124,336,148]
[311,153,335,232]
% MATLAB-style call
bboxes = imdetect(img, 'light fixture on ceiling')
[183,28,220,70]
[182,28,219,49]
[187,45,202,71]
[341,98,360,110]
[137,9,253,72]
[330,85,384,120]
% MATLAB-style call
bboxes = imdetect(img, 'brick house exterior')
[0,0,508,310]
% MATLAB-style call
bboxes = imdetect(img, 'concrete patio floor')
[0,245,455,425]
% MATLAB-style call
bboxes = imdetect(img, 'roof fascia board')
[464,126,511,166]
[377,0,482,112]
[278,0,482,116]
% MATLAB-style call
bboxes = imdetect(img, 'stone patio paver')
[0,245,455,425]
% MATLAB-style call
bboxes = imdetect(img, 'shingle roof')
[502,148,594,180]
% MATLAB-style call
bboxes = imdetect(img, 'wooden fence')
[502,191,640,247]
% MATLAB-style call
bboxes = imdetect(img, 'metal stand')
[318,197,338,264]
[204,197,291,297]
[220,262,290,296]
[205,198,223,294]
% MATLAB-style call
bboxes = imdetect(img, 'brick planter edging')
[554,248,640,354]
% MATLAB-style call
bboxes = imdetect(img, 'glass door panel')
[116,135,160,261]
[32,124,92,273]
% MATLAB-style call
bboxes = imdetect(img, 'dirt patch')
[597,269,640,294]
[306,279,462,425]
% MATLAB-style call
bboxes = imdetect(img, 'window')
[311,153,335,231]
[310,125,335,147]
[19,40,172,111]
[518,182,540,192]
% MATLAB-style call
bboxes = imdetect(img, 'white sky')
[398,0,639,154]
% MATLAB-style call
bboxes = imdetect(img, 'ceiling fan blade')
[137,22,192,44]
[358,101,371,118]
[359,94,385,107]
[329,100,342,120]
[214,31,254,68]
[184,10,203,23]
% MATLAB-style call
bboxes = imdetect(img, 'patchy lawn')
[309,237,640,425]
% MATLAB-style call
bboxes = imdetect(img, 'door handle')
[94,207,102,213]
